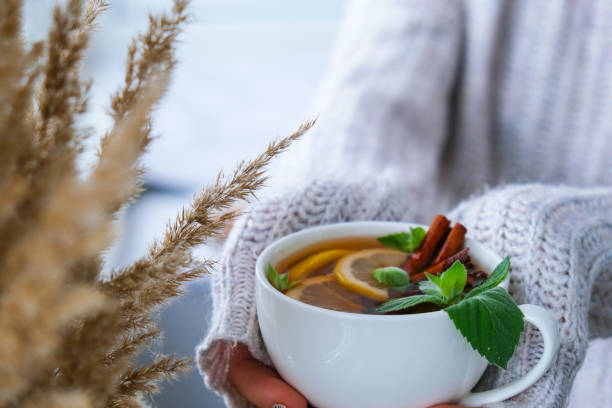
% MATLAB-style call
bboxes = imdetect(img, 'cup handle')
[458,304,560,407]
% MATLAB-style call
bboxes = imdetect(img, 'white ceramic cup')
[255,222,560,408]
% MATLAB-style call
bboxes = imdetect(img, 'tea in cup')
[255,220,559,408]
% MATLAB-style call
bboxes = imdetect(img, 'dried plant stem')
[98,120,313,404]
[107,119,316,293]
[22,390,93,408]
[116,355,192,398]
[36,0,92,168]
[96,0,189,213]
[0,0,101,273]
[86,0,110,25]
[0,1,42,233]
[0,0,312,406]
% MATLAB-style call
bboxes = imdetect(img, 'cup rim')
[255,221,507,322]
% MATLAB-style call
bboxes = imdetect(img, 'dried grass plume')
[0,1,313,406]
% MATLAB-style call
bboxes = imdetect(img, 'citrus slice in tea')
[334,248,409,301]
[287,249,353,282]
[285,275,365,313]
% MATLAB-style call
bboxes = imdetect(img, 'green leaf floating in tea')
[430,260,467,303]
[267,264,299,292]
[371,267,411,287]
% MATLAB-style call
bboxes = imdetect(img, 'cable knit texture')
[196,0,612,406]
[449,185,612,407]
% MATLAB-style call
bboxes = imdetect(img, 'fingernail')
[272,404,286,408]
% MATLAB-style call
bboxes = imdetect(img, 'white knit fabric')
[196,0,612,406]
[449,185,612,407]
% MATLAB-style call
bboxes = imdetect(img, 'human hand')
[228,343,470,408]
[228,342,307,408]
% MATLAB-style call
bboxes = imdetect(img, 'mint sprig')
[377,256,524,368]
[432,260,466,303]
[464,256,510,299]
[377,227,426,252]
[267,264,299,292]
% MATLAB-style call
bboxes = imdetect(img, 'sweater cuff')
[195,211,273,408]
[195,339,248,408]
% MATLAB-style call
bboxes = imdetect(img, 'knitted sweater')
[197,0,612,407]
[198,182,612,408]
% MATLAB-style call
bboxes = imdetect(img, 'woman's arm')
[270,0,461,197]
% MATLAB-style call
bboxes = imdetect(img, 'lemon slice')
[285,275,364,313]
[287,249,353,282]
[334,248,409,301]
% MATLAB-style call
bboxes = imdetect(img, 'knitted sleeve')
[449,184,612,408]
[196,181,414,407]
[267,0,461,195]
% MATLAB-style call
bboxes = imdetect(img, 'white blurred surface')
[24,0,346,188]
[22,0,347,266]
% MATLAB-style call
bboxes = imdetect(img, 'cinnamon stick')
[432,222,467,264]
[410,247,470,283]
[466,270,488,286]
[402,214,450,274]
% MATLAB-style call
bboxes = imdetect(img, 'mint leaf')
[372,267,411,287]
[439,261,467,302]
[425,272,442,288]
[377,227,426,252]
[377,294,444,313]
[267,264,295,292]
[420,262,466,303]
[445,286,524,368]
[279,273,289,289]
[267,264,278,285]
[407,227,426,250]
[419,279,444,298]
[466,257,510,299]
[286,281,300,290]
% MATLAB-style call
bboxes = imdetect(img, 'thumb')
[228,343,308,408]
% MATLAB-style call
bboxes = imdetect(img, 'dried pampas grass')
[0,0,313,406]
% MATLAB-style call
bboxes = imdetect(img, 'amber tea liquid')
[276,237,440,315]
